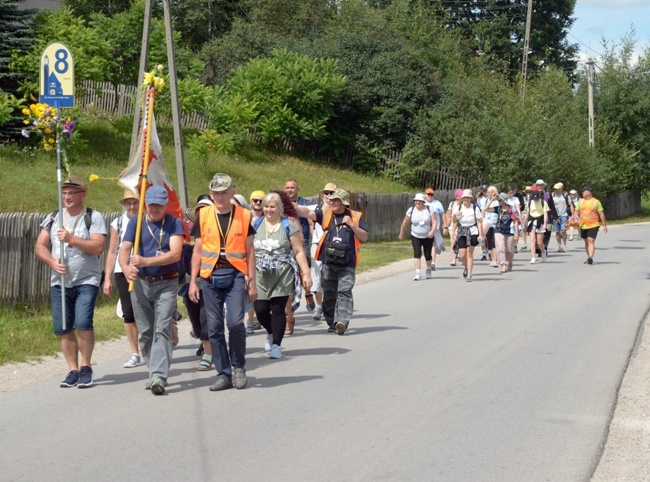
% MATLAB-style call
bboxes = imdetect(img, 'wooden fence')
[0,190,641,305]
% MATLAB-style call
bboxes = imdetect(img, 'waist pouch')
[211,268,236,289]
[325,240,349,265]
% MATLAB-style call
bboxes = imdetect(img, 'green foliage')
[400,67,634,197]
[62,0,132,18]
[10,7,111,98]
[0,90,13,126]
[0,0,37,94]
[582,34,650,192]
[193,49,346,156]
[436,0,579,79]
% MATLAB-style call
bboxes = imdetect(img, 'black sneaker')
[209,377,233,391]
[463,269,468,279]
[481,255,487,261]
[586,257,593,265]
[77,366,93,388]
[60,370,80,388]
[327,325,336,333]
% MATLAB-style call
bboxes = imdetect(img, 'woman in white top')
[450,189,484,281]
[399,193,437,280]
[103,190,142,368]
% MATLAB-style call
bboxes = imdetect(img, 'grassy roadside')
[0,240,412,366]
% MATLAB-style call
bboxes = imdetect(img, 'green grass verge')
[0,116,411,213]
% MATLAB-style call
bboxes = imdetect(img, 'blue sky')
[570,0,650,61]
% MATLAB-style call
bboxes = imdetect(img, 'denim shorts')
[553,215,568,232]
[51,284,99,335]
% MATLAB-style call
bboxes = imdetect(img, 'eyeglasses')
[252,199,263,204]
[62,191,84,197]
[324,191,334,195]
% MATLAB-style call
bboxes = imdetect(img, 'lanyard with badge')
[215,209,233,255]
[145,215,166,256]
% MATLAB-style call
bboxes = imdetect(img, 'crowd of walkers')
[36,174,368,394]
[402,180,608,282]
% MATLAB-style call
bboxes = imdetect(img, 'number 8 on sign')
[54,49,69,74]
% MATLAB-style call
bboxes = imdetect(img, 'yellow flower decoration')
[143,71,155,86]
[89,174,99,182]
[143,66,166,94]
[22,108,30,116]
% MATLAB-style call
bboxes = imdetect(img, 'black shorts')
[115,272,135,323]
[456,234,479,249]
[411,235,434,261]
[580,227,599,239]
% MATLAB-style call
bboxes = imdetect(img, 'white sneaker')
[123,353,141,368]
[521,245,527,251]
[269,344,282,359]
[413,271,421,281]
[264,334,273,352]
[312,306,323,321]
[489,261,498,268]
[425,268,433,279]
[530,257,536,264]
[541,253,547,263]
[450,259,457,266]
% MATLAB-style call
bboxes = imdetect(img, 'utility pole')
[520,0,533,102]
[163,0,188,210]
[129,0,189,211]
[129,0,152,162]
[587,58,595,148]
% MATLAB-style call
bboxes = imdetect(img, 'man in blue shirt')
[119,185,185,395]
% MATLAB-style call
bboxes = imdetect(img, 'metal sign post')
[40,42,75,331]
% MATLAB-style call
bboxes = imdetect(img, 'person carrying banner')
[35,175,107,388]
[119,185,185,395]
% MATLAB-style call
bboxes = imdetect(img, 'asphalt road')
[1,224,648,481]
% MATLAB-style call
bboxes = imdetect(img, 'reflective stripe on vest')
[579,198,599,228]
[199,205,251,278]
[315,208,362,267]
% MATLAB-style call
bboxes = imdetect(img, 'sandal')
[285,316,295,335]
[197,355,212,371]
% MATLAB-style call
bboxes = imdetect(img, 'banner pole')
[55,106,67,331]
[128,88,156,292]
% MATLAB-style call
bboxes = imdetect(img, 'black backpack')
[44,207,94,232]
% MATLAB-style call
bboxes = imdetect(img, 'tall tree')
[62,0,132,19]
[0,0,37,95]
[436,0,579,77]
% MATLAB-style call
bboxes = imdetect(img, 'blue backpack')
[252,216,292,237]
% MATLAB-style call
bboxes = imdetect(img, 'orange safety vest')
[578,197,600,229]
[315,208,363,267]
[199,205,251,278]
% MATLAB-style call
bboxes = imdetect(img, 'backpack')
[457,202,478,228]
[408,205,432,224]
[252,216,292,238]
[45,207,93,232]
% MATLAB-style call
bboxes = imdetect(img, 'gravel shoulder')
[0,253,647,478]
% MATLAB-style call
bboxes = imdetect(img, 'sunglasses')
[324,191,334,195]
[425,193,434,196]
[252,199,263,204]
